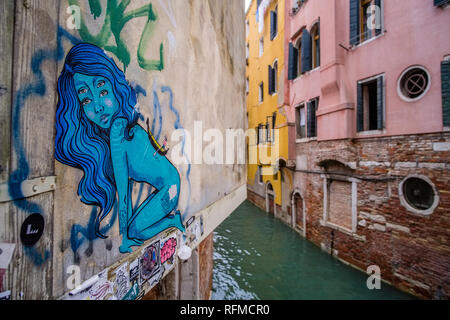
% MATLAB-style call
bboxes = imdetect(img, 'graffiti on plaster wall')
[68,0,164,71]
[55,43,186,254]
[10,1,188,264]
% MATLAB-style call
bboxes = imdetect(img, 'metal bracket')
[0,176,56,203]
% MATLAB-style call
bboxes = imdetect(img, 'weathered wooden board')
[1,193,54,299]
[0,0,14,183]
[1,0,60,299]
[10,0,58,179]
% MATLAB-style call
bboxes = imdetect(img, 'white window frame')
[320,174,362,236]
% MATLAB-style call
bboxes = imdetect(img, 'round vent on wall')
[398,66,431,102]
[399,175,439,216]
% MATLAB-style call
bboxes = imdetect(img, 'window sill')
[319,220,366,241]
[296,137,317,144]
[356,129,385,137]
[351,32,385,50]
[293,67,320,83]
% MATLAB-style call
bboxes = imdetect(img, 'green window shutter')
[377,76,384,130]
[357,83,364,132]
[307,101,317,137]
[288,43,298,80]
[301,29,312,73]
[268,65,273,94]
[350,0,360,45]
[435,0,450,7]
[442,60,450,127]
[270,10,277,40]
[375,0,382,36]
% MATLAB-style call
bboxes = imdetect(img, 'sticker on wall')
[20,214,45,247]
[0,243,15,270]
[160,236,177,266]
[87,278,114,300]
[122,282,140,301]
[186,215,204,245]
[114,262,130,300]
[139,240,161,286]
[129,258,139,283]
[0,290,11,300]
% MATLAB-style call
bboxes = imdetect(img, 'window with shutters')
[307,98,318,138]
[295,104,306,139]
[269,60,278,95]
[270,6,278,40]
[259,82,264,103]
[311,22,320,69]
[259,37,264,57]
[357,75,384,132]
[288,29,306,80]
[246,77,249,96]
[350,0,383,46]
[258,124,265,144]
[246,43,249,65]
[246,20,249,38]
[272,112,277,143]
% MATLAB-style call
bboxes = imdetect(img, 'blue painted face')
[73,73,120,129]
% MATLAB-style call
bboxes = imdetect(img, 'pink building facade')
[277,0,450,299]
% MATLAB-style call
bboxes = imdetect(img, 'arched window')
[311,22,320,69]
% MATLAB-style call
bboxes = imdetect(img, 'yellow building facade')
[246,0,289,209]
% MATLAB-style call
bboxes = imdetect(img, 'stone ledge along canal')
[211,200,415,300]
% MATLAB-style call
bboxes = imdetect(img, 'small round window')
[399,176,439,216]
[398,66,431,102]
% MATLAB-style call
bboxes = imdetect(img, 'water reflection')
[211,201,415,300]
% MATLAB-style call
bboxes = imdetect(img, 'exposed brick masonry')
[248,132,450,299]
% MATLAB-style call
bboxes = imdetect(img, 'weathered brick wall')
[248,132,450,299]
[247,189,266,212]
[198,233,214,300]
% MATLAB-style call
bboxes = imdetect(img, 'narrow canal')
[211,200,415,300]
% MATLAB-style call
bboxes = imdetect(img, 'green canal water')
[211,200,416,300]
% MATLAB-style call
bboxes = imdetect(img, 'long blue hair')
[55,43,139,238]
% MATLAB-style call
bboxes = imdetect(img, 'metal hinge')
[0,176,56,203]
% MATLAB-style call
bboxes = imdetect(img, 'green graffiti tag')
[68,0,164,71]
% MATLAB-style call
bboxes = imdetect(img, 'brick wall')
[247,189,266,211]
[248,132,450,299]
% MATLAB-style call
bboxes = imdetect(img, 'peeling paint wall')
[0,0,245,300]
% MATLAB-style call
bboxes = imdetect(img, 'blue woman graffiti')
[55,43,185,253]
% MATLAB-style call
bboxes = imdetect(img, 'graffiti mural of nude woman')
[55,43,185,253]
